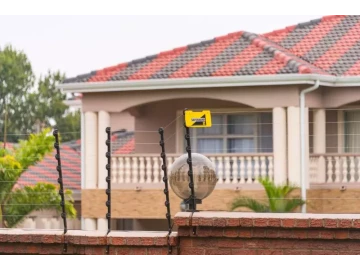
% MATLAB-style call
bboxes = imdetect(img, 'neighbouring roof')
[17,130,135,192]
[63,15,360,84]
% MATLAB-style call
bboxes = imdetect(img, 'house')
[58,15,360,231]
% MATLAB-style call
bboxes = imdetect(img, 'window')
[344,110,360,153]
[187,112,273,153]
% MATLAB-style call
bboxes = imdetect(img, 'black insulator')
[163,189,168,194]
[106,213,111,219]
[106,140,110,146]
[106,201,110,207]
[106,152,111,158]
[106,177,110,183]
[188,170,193,176]
[58,178,63,184]
[189,183,194,189]
[106,189,110,195]
[185,134,190,140]
[106,164,110,170]
[163,177,168,182]
[53,129,58,136]
[56,166,61,172]
[106,127,111,133]
[55,154,60,160]
[158,127,164,133]
[61,213,66,219]
[54,142,59,148]
[165,201,170,207]
[160,152,165,158]
[186,146,191,152]
[187,158,192,164]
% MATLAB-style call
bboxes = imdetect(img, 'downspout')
[300,80,320,213]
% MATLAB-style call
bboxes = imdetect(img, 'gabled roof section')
[62,15,360,85]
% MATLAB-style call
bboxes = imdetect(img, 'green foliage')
[0,129,77,228]
[1,45,80,143]
[230,178,305,213]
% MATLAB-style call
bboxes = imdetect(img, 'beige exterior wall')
[110,111,135,131]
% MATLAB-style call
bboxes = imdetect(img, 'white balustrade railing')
[16,217,81,230]
[111,153,274,186]
[310,154,360,183]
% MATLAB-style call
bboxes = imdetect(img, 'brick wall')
[2,212,360,255]
[174,212,360,255]
[0,230,178,255]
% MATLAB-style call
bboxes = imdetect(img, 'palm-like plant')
[0,128,76,228]
[230,178,305,213]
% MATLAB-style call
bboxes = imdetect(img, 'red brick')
[312,250,338,255]
[180,247,205,255]
[205,248,232,255]
[18,234,32,243]
[110,237,126,245]
[197,227,212,237]
[349,230,360,239]
[175,217,190,226]
[238,228,252,238]
[257,249,284,255]
[346,242,360,251]
[98,237,107,245]
[84,246,93,255]
[295,219,309,228]
[293,230,308,239]
[339,219,352,228]
[116,247,132,255]
[79,236,88,245]
[27,245,39,254]
[307,230,321,239]
[226,218,240,227]
[7,234,18,243]
[352,219,360,228]
[239,218,253,227]
[169,236,178,246]
[272,239,300,249]
[319,230,334,239]
[41,245,63,255]
[178,227,191,236]
[224,228,238,238]
[3,244,14,254]
[180,238,192,247]
[213,218,226,227]
[148,247,168,255]
[154,237,167,246]
[211,228,224,237]
[334,230,349,239]
[339,251,360,255]
[324,219,338,228]
[55,235,63,244]
[232,249,257,255]
[198,218,213,226]
[268,218,281,227]
[278,229,294,239]
[132,247,147,255]
[266,229,279,238]
[243,239,268,249]
[69,235,80,245]
[218,239,243,248]
[252,229,266,238]
[281,219,296,228]
[253,218,268,227]
[284,250,311,255]
[192,238,218,248]
[42,235,56,244]
[87,237,100,245]
[310,219,323,228]
[126,237,141,245]
[93,246,106,255]
[140,237,155,246]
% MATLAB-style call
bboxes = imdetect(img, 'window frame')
[176,108,271,154]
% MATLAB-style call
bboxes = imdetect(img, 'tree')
[29,70,80,142]
[0,45,35,142]
[0,128,76,228]
[230,178,305,213]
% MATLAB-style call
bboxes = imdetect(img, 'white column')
[272,107,287,185]
[84,218,97,231]
[287,107,309,187]
[313,109,326,183]
[85,111,98,188]
[84,112,98,230]
[97,218,108,231]
[98,111,111,189]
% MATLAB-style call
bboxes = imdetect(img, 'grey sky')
[0,15,322,79]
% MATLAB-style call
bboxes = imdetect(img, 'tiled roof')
[17,130,135,192]
[63,15,360,84]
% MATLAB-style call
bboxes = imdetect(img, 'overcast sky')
[0,15,322,79]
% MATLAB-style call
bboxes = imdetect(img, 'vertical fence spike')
[158,127,173,255]
[183,109,196,212]
[105,127,111,254]
[53,128,68,252]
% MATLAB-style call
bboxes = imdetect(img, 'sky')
[0,15,323,80]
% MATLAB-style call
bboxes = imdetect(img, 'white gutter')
[300,80,320,213]
[58,74,360,93]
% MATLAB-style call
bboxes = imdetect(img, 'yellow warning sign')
[185,110,212,128]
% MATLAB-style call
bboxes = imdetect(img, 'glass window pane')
[227,114,256,135]
[197,139,223,153]
[345,111,360,153]
[197,115,223,135]
[258,112,273,152]
[228,138,255,153]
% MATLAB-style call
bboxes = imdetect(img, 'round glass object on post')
[169,153,218,202]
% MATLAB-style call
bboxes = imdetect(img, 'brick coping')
[174,211,360,229]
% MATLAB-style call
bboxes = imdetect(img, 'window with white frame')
[344,110,360,153]
[187,112,273,154]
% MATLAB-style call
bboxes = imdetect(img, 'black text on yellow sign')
[184,110,212,128]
